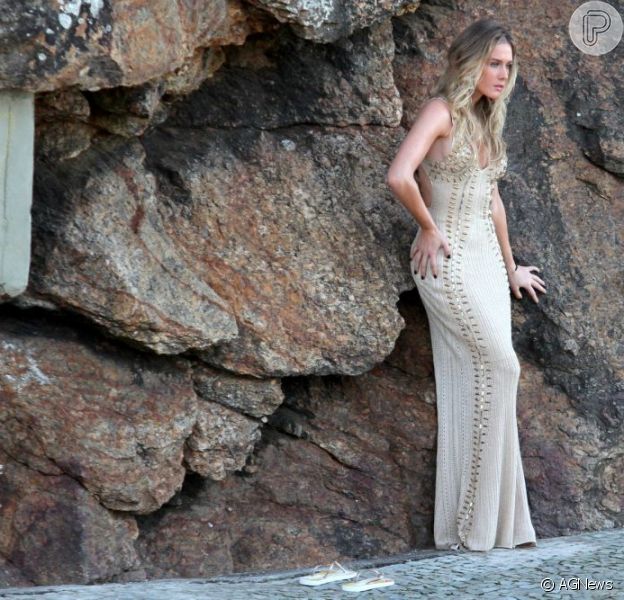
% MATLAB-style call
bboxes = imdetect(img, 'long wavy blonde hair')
[433,19,518,165]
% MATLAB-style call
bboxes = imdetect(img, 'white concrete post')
[0,89,34,300]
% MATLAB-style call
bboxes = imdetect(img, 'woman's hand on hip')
[411,226,451,280]
[509,265,547,303]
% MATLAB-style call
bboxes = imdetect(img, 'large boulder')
[0,0,274,93]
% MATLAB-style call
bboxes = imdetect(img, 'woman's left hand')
[508,265,547,303]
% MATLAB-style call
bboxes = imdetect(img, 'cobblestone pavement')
[1,528,622,599]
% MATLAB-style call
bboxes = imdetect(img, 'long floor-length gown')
[411,103,538,552]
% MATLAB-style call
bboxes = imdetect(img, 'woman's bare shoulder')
[416,97,453,134]
[420,96,452,122]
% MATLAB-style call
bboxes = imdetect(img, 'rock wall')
[1,0,622,588]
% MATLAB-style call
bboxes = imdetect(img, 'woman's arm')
[489,182,516,276]
[386,99,453,278]
[490,182,547,302]
[386,99,452,231]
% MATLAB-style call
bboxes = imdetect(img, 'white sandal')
[450,542,467,552]
[341,568,395,592]
[298,560,358,586]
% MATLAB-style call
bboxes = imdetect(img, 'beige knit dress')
[411,114,538,552]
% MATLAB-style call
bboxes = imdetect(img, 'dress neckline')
[475,144,491,171]
[423,135,492,173]
[476,156,490,171]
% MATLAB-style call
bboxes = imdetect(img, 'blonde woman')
[387,19,546,552]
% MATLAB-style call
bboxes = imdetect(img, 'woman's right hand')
[411,226,452,279]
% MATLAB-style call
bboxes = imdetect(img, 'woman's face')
[475,42,514,100]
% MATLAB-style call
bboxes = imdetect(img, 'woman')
[386,19,546,552]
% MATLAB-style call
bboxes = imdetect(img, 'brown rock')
[143,123,411,375]
[35,121,96,161]
[0,449,142,586]
[517,362,623,535]
[137,296,623,577]
[161,47,227,97]
[184,401,262,480]
[29,121,411,373]
[29,137,239,354]
[138,350,436,578]
[0,555,33,588]
[27,20,407,368]
[384,288,434,382]
[0,313,198,513]
[0,0,274,93]
[36,87,91,120]
[0,312,291,584]
[82,46,228,136]
[246,0,420,42]
[34,88,95,161]
[165,21,402,129]
[193,364,284,418]
[141,297,432,578]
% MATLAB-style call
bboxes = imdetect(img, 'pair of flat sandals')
[298,561,395,592]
